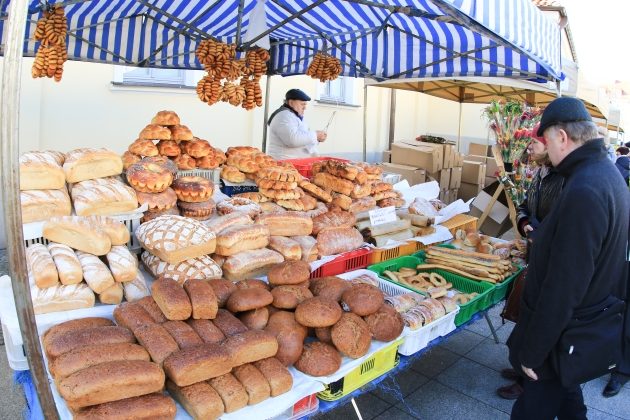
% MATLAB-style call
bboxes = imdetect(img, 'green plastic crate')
[368,256,494,326]
[486,266,524,305]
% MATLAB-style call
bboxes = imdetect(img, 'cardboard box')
[449,167,462,189]
[458,182,485,202]
[393,141,443,172]
[464,154,486,164]
[485,176,497,187]
[485,157,499,178]
[468,182,512,237]
[380,162,426,186]
[449,188,459,203]
[469,142,492,157]
[428,169,451,190]
[443,144,455,169]
[462,160,486,185]
[454,152,464,167]
[382,150,391,163]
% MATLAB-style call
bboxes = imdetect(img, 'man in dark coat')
[507,97,630,419]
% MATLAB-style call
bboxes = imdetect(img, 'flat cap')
[285,89,311,101]
[537,97,591,136]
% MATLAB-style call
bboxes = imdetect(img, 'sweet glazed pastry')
[196,155,221,169]
[156,140,181,157]
[139,124,171,140]
[178,199,215,220]
[172,176,214,202]
[136,188,178,211]
[126,161,174,193]
[174,154,197,170]
[216,197,262,219]
[221,165,245,183]
[257,166,300,183]
[128,139,158,157]
[139,156,178,175]
[181,138,212,158]
[233,192,269,203]
[122,151,142,170]
[169,125,194,142]
[151,110,180,126]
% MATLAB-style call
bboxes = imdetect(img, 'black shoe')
[497,382,524,400]
[500,368,520,381]
[603,374,629,398]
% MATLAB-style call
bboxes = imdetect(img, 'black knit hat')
[285,89,311,101]
[537,97,592,136]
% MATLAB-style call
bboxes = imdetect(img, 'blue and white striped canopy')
[0,0,563,81]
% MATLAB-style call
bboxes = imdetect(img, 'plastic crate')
[369,240,437,265]
[280,157,349,178]
[219,179,259,196]
[487,266,523,305]
[1,321,28,370]
[317,338,402,401]
[439,214,478,236]
[271,393,319,420]
[175,168,221,184]
[310,248,372,278]
[368,256,494,326]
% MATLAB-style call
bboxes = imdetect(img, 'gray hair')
[548,121,599,145]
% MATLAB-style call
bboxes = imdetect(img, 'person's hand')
[524,225,534,234]
[521,365,538,381]
[316,130,327,142]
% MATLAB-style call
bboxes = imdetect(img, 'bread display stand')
[219,179,258,196]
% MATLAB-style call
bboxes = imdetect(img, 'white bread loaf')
[122,271,150,302]
[215,224,270,256]
[43,216,112,256]
[76,251,115,294]
[290,235,319,262]
[47,243,83,285]
[268,236,301,261]
[30,282,95,314]
[63,148,123,183]
[86,216,130,246]
[135,215,216,264]
[106,245,138,282]
[222,249,284,282]
[70,177,138,216]
[19,151,66,190]
[20,188,72,224]
[99,282,124,305]
[206,212,253,235]
[26,244,59,288]
[141,251,222,285]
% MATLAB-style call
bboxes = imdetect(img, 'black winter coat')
[516,166,564,237]
[615,155,630,185]
[507,139,630,380]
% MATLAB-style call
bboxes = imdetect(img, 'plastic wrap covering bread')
[316,226,364,256]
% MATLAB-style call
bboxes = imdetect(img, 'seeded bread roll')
[207,279,237,308]
[294,341,341,377]
[232,364,271,405]
[135,295,168,323]
[224,330,279,367]
[331,312,372,358]
[341,283,384,316]
[164,343,232,387]
[151,277,192,321]
[294,297,342,328]
[226,288,273,313]
[238,307,269,330]
[235,278,270,290]
[186,319,226,344]
[208,373,249,413]
[309,276,350,302]
[271,285,313,309]
[133,323,179,365]
[162,320,203,349]
[166,380,224,420]
[267,260,311,286]
[364,304,404,342]
[183,279,218,319]
[45,326,135,360]
[113,301,156,333]
[265,327,304,367]
[73,393,176,420]
[253,357,293,397]
[265,311,308,340]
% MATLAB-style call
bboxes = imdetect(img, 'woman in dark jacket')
[497,122,564,400]
[614,146,629,185]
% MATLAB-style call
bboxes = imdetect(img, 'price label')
[369,206,397,226]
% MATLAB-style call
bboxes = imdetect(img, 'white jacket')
[267,108,318,160]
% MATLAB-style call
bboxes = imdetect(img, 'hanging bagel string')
[32,2,68,82]
[306,39,342,82]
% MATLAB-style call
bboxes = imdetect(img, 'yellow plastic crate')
[317,339,403,401]
[369,241,418,264]
[440,214,478,236]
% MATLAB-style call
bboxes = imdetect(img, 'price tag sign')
[369,206,397,226]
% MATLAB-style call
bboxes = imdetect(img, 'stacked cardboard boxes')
[458,142,500,202]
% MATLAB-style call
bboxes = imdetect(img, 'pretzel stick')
[416,264,498,283]
[425,256,505,275]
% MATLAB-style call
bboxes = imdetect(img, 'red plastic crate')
[281,157,349,178]
[310,248,372,278]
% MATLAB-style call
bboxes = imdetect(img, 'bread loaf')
[136,296,168,323]
[58,360,164,409]
[315,327,333,344]
[43,216,112,256]
[253,357,293,397]
[42,317,113,351]
[208,373,249,413]
[309,276,350,301]
[76,251,115,294]
[45,325,135,359]
[349,196,377,214]
[331,312,372,358]
[152,277,192,321]
[207,279,236,308]
[267,260,311,286]
[163,343,232,386]
[232,364,271,405]
[113,301,156,333]
[291,235,318,262]
[213,309,248,336]
[73,393,176,420]
[255,213,313,236]
[316,226,364,256]
[63,148,123,183]
[183,279,218,320]
[294,341,341,377]
[134,323,179,365]
[294,297,342,328]
[215,224,270,256]
[86,216,130,246]
[47,243,82,285]
[166,380,224,420]
[31,282,95,314]
[224,330,278,366]
[313,172,354,196]
[271,285,313,309]
[162,321,203,349]
[98,282,123,305]
[268,236,301,260]
[135,215,216,264]
[265,327,304,366]
[141,252,222,285]
[70,177,138,216]
[205,212,253,235]
[238,307,269,330]
[186,319,225,344]
[26,243,59,288]
[235,278,270,290]
[123,271,150,302]
[222,248,284,282]
[49,342,150,379]
[106,245,138,283]
[364,304,404,342]
[312,210,356,235]
[226,288,273,312]
[19,151,65,190]
[341,283,384,316]
[21,189,72,223]
[265,311,308,340]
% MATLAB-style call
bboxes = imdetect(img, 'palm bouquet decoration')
[484,100,542,206]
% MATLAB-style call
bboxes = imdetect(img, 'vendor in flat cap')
[267,89,327,159]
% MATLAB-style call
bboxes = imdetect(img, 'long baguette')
[425,254,509,274]
[361,219,411,237]
[427,248,504,269]
[427,246,501,261]
[416,264,498,284]
[425,257,499,276]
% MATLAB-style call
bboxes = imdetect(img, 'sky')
[562,0,629,85]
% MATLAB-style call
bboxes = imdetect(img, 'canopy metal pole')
[388,88,396,149]
[457,101,463,153]
[363,84,368,162]
[262,75,272,153]
[0,0,58,417]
